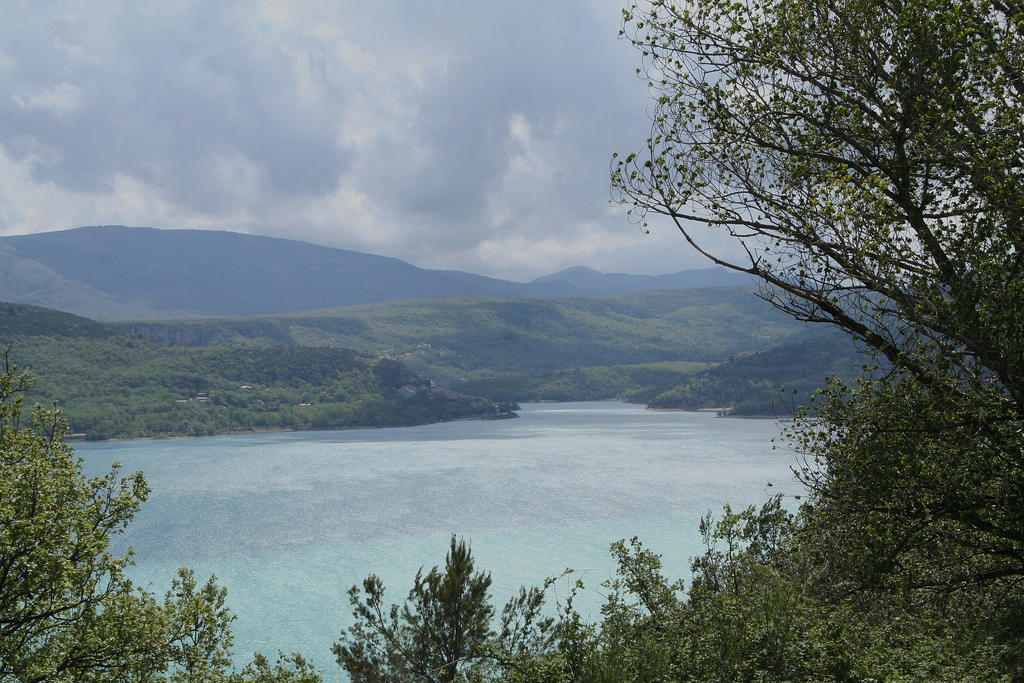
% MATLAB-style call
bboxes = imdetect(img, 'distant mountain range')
[0,226,751,320]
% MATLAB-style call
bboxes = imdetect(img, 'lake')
[78,401,796,680]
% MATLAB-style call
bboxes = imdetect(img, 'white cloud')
[12,81,84,115]
[0,0,725,280]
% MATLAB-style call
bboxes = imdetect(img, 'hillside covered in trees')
[1,303,512,440]
[117,287,805,381]
[2,283,867,439]
[115,288,863,413]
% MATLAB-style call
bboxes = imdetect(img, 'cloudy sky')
[0,0,721,281]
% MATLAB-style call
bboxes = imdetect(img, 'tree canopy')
[613,0,1024,596]
[0,358,321,681]
[334,535,559,683]
[613,0,1024,388]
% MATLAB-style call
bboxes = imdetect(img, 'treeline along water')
[78,401,794,680]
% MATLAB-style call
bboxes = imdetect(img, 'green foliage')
[339,503,1018,680]
[164,569,236,681]
[546,500,1017,681]
[0,361,323,681]
[0,361,153,680]
[680,500,828,681]
[791,375,1024,649]
[1,331,507,440]
[334,536,558,683]
[236,652,322,682]
[552,505,815,682]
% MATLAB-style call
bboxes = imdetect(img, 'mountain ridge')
[0,226,748,319]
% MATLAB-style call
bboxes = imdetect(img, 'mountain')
[0,226,745,319]
[0,226,547,319]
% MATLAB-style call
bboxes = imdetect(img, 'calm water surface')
[78,401,796,680]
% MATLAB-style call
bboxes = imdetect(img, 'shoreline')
[66,410,518,444]
[67,398,796,444]
[643,405,793,419]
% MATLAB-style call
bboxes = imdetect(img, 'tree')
[612,0,1024,597]
[334,535,558,683]
[614,0,1024,381]
[553,498,1014,681]
[0,359,157,680]
[0,357,321,681]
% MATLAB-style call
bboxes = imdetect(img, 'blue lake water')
[77,401,796,681]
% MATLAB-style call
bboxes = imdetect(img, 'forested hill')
[1,302,511,440]
[0,226,748,320]
[645,330,871,415]
[117,287,806,385]
[452,330,870,413]
[114,288,868,414]
[0,301,121,340]
[2,286,863,432]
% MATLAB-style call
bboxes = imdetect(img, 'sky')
[0,0,726,281]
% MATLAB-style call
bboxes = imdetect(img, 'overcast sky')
[0,0,727,281]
